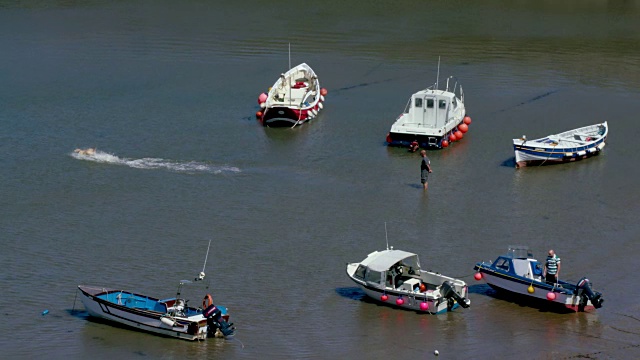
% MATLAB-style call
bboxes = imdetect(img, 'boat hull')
[78,286,210,340]
[353,279,463,314]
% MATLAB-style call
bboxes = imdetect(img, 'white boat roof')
[412,88,455,98]
[360,249,419,272]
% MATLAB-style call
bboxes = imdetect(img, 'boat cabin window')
[364,269,382,284]
[439,100,447,109]
[414,98,423,108]
[493,258,510,271]
[452,97,457,106]
[426,99,434,108]
[354,265,366,280]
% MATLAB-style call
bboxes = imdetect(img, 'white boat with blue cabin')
[513,121,608,168]
[346,246,470,314]
[473,246,604,312]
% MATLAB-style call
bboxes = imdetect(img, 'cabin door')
[419,96,437,128]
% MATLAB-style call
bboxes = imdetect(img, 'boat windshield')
[507,246,533,259]
[364,269,382,284]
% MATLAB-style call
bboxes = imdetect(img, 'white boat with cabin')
[386,63,471,149]
[346,246,470,314]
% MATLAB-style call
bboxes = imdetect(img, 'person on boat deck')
[542,249,561,284]
[409,140,419,153]
[420,150,432,191]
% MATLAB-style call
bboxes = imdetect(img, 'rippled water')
[2,1,640,359]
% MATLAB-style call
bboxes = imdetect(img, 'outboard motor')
[441,281,470,308]
[203,304,235,338]
[577,277,604,309]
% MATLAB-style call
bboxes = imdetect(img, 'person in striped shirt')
[542,249,561,284]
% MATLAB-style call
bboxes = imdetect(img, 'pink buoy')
[455,130,464,139]
[463,116,472,125]
[258,92,267,104]
[420,302,429,311]
[441,140,449,148]
[449,133,457,142]
[458,123,469,133]
[396,298,404,306]
[381,294,388,302]
[546,292,556,301]
[320,88,328,96]
[474,273,483,281]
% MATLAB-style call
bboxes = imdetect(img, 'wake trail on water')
[70,149,241,174]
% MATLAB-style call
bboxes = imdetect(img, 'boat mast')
[288,43,292,106]
[385,222,389,250]
[436,56,441,90]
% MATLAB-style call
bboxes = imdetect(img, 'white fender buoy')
[160,317,175,327]
[320,95,325,102]
[318,102,323,109]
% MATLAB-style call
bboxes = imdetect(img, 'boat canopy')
[361,249,420,272]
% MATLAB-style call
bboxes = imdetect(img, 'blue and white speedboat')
[77,241,235,341]
[78,281,234,341]
[473,246,604,312]
[346,246,470,314]
[513,121,608,167]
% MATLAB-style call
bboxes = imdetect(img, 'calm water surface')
[1,1,640,359]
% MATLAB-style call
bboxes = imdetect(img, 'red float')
[396,298,404,306]
[320,88,328,96]
[455,130,464,139]
[474,273,483,281]
[449,133,457,142]
[463,116,472,125]
[420,302,429,311]
[419,283,427,292]
[441,140,449,148]
[256,111,263,119]
[381,294,389,302]
[386,133,393,143]
[458,123,469,133]
[546,292,556,301]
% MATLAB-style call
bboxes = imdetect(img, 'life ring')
[202,294,213,309]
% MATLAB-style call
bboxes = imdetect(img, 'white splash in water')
[71,149,240,174]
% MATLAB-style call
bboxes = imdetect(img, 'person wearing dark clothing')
[420,150,432,190]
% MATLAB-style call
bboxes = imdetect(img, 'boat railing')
[507,245,533,259]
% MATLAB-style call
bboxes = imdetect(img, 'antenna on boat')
[288,43,292,106]
[435,56,441,90]
[385,222,389,250]
[196,239,212,281]
[288,42,291,71]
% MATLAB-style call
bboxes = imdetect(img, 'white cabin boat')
[513,121,608,167]
[346,247,470,314]
[386,75,471,149]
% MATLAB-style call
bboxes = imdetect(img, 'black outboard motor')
[203,304,235,338]
[441,281,470,308]
[576,277,604,309]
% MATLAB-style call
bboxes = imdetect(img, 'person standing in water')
[420,150,432,190]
